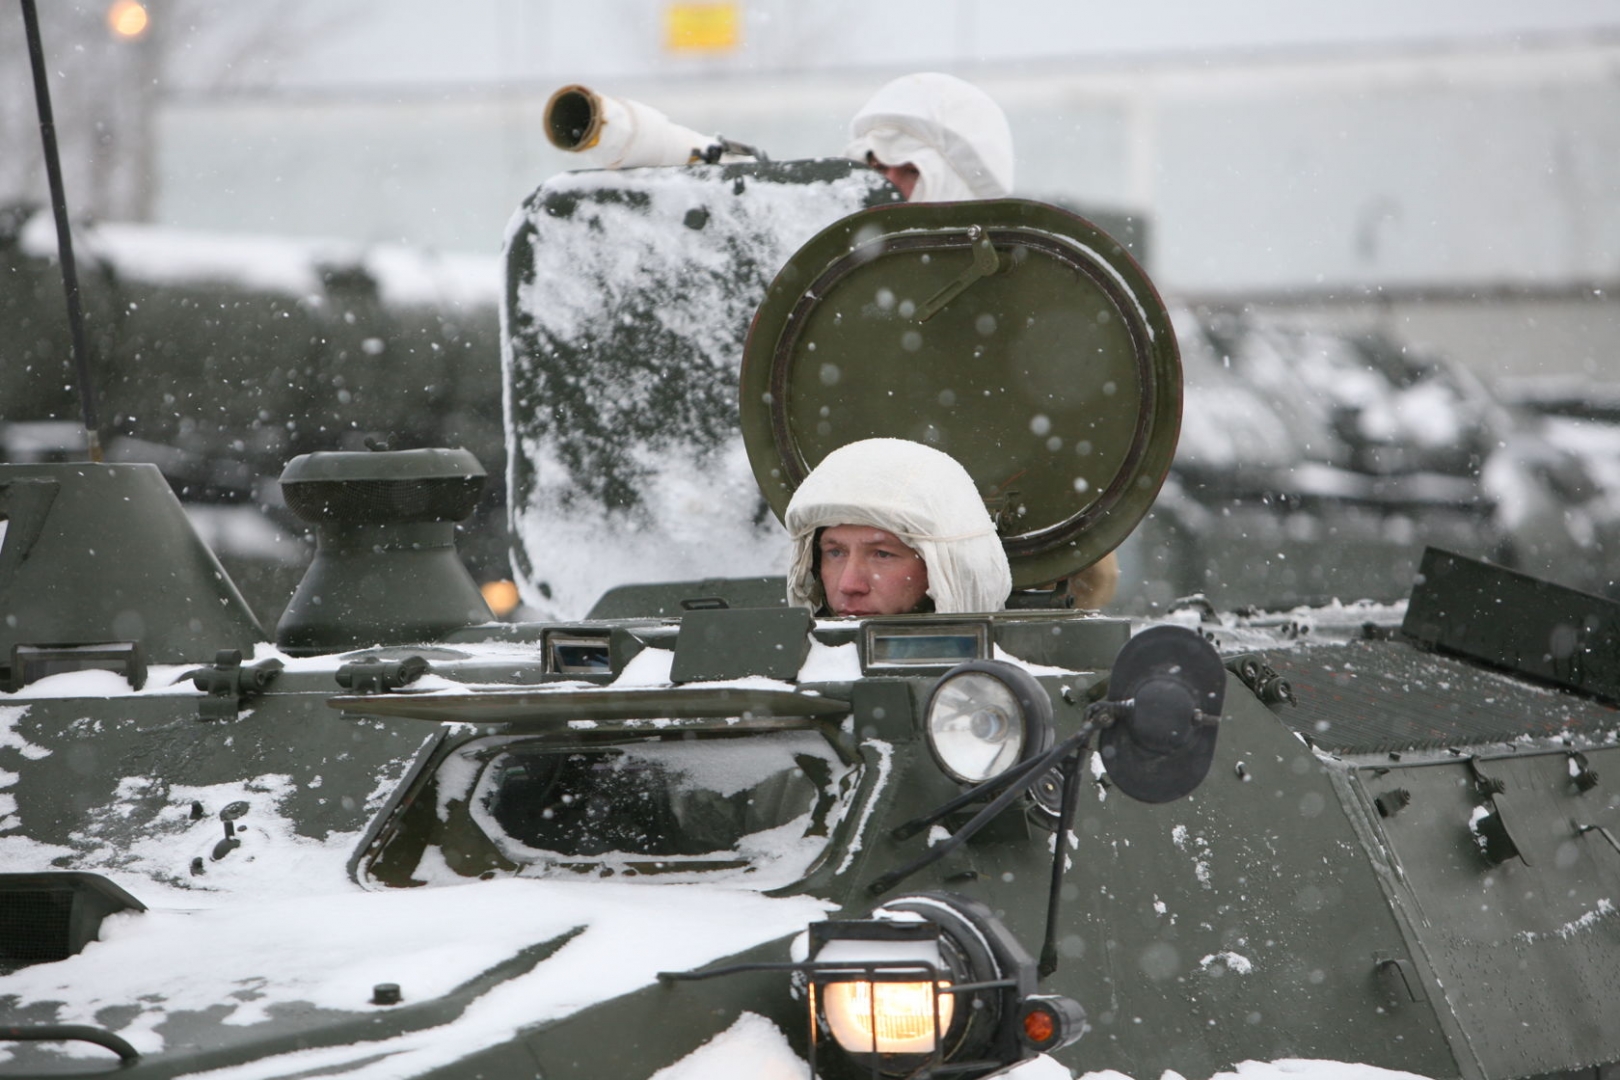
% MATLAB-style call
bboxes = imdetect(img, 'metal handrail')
[0,1024,139,1063]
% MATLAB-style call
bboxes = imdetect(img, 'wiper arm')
[867,701,1123,983]
[867,706,1110,900]
[886,739,1062,843]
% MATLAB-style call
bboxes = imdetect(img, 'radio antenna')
[19,0,104,462]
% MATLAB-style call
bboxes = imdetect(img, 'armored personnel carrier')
[0,75,1617,1080]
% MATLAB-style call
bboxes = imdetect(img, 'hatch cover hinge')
[1467,760,1531,868]
[1227,654,1295,707]
[335,655,429,694]
[190,649,284,720]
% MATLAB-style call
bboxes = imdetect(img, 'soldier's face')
[818,525,930,616]
[867,153,920,200]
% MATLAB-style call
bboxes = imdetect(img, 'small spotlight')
[808,919,955,1060]
[107,1,149,39]
[480,579,521,618]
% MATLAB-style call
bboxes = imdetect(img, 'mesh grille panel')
[0,888,73,966]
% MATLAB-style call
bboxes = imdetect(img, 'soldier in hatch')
[845,72,1016,203]
[785,438,1011,617]
[786,438,1120,615]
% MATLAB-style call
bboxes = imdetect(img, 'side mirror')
[1097,625,1225,803]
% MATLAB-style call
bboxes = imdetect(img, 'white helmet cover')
[845,72,1015,202]
[784,438,1012,614]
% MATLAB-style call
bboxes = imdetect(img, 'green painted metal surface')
[671,605,813,683]
[0,463,262,669]
[740,198,1180,588]
[1336,748,1620,1078]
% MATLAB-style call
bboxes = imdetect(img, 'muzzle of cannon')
[543,83,763,168]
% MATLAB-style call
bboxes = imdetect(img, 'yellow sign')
[665,2,741,54]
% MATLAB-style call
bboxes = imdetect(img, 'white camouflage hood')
[785,438,1013,614]
[845,72,1015,202]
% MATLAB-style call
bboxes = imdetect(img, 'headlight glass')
[927,671,1026,782]
[822,978,955,1055]
[804,894,1017,1071]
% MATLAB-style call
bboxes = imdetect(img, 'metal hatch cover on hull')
[740,198,1181,588]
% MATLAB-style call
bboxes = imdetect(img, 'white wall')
[148,34,1620,377]
[157,37,1620,277]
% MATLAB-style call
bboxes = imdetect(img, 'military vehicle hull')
[1,118,1614,1075]
[2,541,1617,1077]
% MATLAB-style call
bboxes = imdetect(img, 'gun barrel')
[543,85,605,152]
[543,84,720,169]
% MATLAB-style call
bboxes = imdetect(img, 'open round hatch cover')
[740,199,1180,588]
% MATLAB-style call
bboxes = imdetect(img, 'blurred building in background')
[5,0,1615,379]
[4,0,1620,620]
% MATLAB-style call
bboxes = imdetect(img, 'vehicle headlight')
[821,972,955,1055]
[925,660,1053,784]
[805,892,1079,1074]
[808,918,959,1059]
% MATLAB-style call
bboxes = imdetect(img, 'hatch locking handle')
[916,226,1003,323]
[1373,954,1425,1004]
[1575,821,1620,856]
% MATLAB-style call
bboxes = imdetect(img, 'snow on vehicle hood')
[0,732,833,1079]
[0,876,832,1078]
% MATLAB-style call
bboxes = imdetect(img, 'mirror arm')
[1038,742,1090,978]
